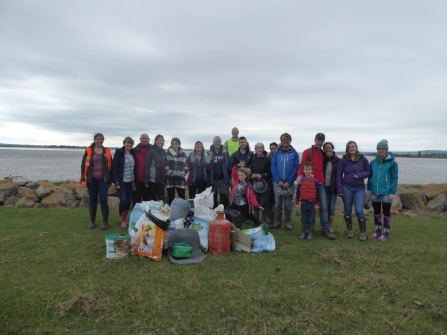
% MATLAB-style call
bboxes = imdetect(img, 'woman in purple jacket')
[323,142,340,232]
[336,141,371,241]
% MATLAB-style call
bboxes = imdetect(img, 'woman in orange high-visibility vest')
[80,133,113,230]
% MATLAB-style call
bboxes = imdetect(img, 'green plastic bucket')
[105,233,130,259]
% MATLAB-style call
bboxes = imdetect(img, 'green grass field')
[1,207,446,334]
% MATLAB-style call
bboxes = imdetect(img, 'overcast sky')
[1,0,446,153]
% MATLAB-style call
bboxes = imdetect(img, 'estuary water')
[0,148,446,184]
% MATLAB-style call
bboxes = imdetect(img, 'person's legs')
[316,183,330,231]
[156,183,165,202]
[284,184,294,230]
[342,186,354,217]
[133,182,144,205]
[167,187,176,205]
[97,179,110,230]
[307,205,316,240]
[188,185,197,200]
[371,200,383,238]
[217,180,230,208]
[196,179,207,194]
[176,188,185,200]
[300,202,309,239]
[87,179,99,229]
[212,181,219,208]
[352,188,366,219]
[271,182,283,229]
[149,182,157,201]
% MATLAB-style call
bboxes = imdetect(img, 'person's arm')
[286,151,300,186]
[80,150,87,185]
[389,160,399,196]
[270,151,281,184]
[357,157,372,180]
[181,154,189,178]
[111,150,121,188]
[336,158,344,195]
[143,150,152,186]
[248,187,261,209]
[297,149,309,177]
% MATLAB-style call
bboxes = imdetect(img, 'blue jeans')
[316,183,330,231]
[117,182,133,213]
[273,182,294,211]
[324,186,337,216]
[342,186,366,218]
[301,201,316,225]
[87,178,109,209]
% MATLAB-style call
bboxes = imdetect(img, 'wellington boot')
[328,214,334,232]
[284,209,293,230]
[88,207,97,229]
[253,208,260,222]
[358,218,367,241]
[371,214,382,239]
[378,216,392,242]
[120,211,128,228]
[307,223,315,240]
[101,208,109,230]
[300,224,306,239]
[270,209,282,229]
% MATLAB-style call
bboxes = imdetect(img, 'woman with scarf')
[186,141,210,199]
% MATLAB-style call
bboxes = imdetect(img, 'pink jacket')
[230,166,259,211]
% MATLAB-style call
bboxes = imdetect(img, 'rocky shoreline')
[1,176,447,215]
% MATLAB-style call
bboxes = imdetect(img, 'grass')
[0,208,446,335]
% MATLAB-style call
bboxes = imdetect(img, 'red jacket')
[230,166,259,211]
[297,146,324,183]
[134,143,151,182]
[299,176,318,201]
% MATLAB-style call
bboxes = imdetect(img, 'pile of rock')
[0,176,120,209]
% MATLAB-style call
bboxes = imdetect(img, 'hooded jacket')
[229,167,259,211]
[166,146,189,189]
[367,154,398,195]
[336,154,371,194]
[297,145,325,182]
[251,150,272,185]
[144,145,167,185]
[323,153,341,194]
[229,146,254,170]
[271,145,300,185]
[186,150,210,187]
[207,144,230,183]
[111,147,138,186]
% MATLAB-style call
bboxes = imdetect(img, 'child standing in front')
[229,167,264,227]
[296,161,319,240]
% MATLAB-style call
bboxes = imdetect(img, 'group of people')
[80,128,398,243]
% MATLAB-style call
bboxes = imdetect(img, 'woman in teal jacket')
[367,139,398,242]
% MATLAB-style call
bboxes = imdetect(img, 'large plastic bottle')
[208,211,232,254]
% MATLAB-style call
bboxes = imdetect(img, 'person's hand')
[82,181,87,187]
[145,184,149,188]
[389,194,395,201]
[239,161,246,167]
[354,175,358,179]
[367,191,371,197]
[297,176,302,185]
[315,203,320,211]
[165,166,169,170]
[338,194,343,197]
[259,206,264,211]
[295,201,300,207]
[277,181,285,187]
[116,185,121,189]
[284,182,290,188]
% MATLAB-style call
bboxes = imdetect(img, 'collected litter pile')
[107,187,276,264]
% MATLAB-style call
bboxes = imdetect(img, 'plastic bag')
[128,203,146,235]
[139,200,163,211]
[189,217,210,252]
[237,227,276,252]
[194,186,214,208]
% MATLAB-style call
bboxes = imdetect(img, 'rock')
[427,194,447,213]
[392,194,402,210]
[74,185,89,199]
[17,188,39,202]
[61,183,78,192]
[25,182,40,189]
[398,187,427,210]
[421,184,447,201]
[107,196,120,209]
[71,200,80,208]
[41,190,78,207]
[402,210,418,217]
[108,184,117,197]
[4,195,19,206]
[0,180,19,205]
[35,181,56,200]
[6,175,28,186]
[80,196,90,207]
[16,198,36,208]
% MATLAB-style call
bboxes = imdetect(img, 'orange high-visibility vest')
[79,147,112,184]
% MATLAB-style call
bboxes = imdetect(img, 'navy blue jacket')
[112,147,138,186]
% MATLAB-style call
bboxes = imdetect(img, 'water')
[0,148,446,184]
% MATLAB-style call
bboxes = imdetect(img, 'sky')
[1,0,446,153]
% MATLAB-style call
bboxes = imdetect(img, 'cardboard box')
[231,224,251,252]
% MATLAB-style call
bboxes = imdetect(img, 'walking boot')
[267,211,274,225]
[101,208,109,230]
[270,209,282,229]
[262,210,268,224]
[120,211,128,228]
[328,214,335,232]
[285,209,293,230]
[358,218,367,241]
[307,223,315,240]
[378,216,392,242]
[88,207,97,229]
[344,216,353,238]
[300,224,306,239]
[371,214,382,239]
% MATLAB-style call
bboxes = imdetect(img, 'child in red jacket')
[296,162,319,240]
[229,167,264,227]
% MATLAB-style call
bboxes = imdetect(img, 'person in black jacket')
[144,134,168,202]
[229,136,254,172]
[251,142,272,223]
[112,136,137,228]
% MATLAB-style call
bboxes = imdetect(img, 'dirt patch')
[55,293,103,317]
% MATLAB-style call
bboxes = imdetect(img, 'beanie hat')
[377,139,389,151]
[195,141,204,149]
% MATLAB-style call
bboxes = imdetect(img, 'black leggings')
[372,202,391,216]
[166,187,186,205]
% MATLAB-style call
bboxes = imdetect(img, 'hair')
[171,137,181,145]
[323,142,335,163]
[90,133,104,148]
[154,134,164,147]
[122,136,134,145]
[345,140,360,161]
[323,142,334,150]
[213,136,221,142]
[254,142,264,150]
[303,161,314,169]
[269,142,278,149]
[280,133,292,142]
[238,167,251,182]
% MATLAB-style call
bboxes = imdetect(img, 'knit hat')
[376,139,389,151]
[195,141,204,149]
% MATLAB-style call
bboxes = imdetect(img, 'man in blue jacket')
[270,133,300,230]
